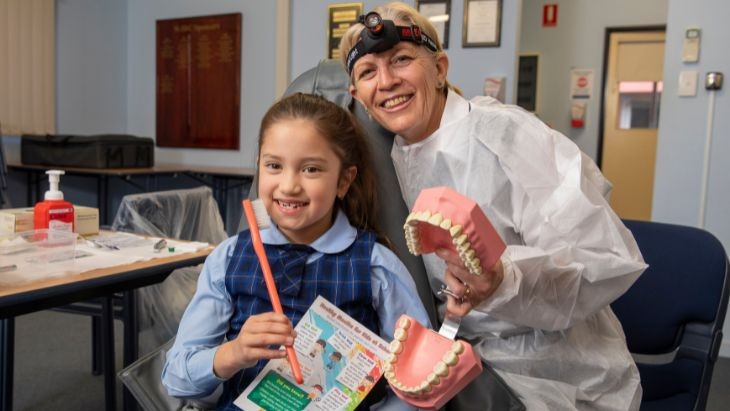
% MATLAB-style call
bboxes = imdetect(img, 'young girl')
[162,93,430,410]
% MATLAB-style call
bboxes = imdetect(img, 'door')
[601,30,665,220]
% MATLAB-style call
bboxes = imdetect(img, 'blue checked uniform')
[162,210,431,411]
[217,229,379,410]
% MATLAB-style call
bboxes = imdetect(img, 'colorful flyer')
[234,296,389,411]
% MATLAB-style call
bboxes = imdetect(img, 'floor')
[9,310,730,410]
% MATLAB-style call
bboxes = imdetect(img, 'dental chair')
[612,220,729,411]
[270,59,525,410]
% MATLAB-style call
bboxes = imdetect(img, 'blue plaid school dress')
[216,228,380,411]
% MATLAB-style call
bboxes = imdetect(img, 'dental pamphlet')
[234,296,389,411]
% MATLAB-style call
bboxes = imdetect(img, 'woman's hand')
[213,312,296,379]
[437,248,504,317]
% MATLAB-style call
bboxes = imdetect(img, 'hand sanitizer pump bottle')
[33,170,75,231]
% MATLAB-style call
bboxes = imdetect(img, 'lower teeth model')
[404,186,506,276]
[383,315,483,410]
[382,187,506,410]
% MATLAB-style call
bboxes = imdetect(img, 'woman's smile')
[381,94,414,110]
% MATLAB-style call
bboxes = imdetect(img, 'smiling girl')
[162,93,430,411]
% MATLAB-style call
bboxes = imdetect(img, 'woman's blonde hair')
[338,1,462,95]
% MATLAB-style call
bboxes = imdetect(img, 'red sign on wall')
[543,4,558,27]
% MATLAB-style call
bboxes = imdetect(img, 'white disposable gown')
[391,90,647,411]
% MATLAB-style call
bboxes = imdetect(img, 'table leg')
[122,291,138,411]
[92,316,103,375]
[1,318,15,411]
[101,297,117,411]
[98,175,110,226]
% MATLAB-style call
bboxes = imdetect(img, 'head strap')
[346,12,438,75]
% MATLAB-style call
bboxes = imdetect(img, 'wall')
[3,0,129,208]
[519,0,668,160]
[290,0,522,101]
[126,0,281,170]
[653,0,730,356]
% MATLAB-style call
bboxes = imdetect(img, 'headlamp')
[346,12,438,75]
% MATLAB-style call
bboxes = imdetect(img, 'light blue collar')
[260,208,357,254]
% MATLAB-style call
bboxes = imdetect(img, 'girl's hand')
[436,248,504,317]
[213,312,296,379]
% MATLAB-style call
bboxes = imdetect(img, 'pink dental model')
[383,186,507,410]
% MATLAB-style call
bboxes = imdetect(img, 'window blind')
[0,0,55,135]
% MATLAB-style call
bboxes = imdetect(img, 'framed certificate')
[416,0,451,49]
[462,0,502,47]
[327,3,363,60]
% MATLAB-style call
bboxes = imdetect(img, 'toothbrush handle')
[242,200,304,385]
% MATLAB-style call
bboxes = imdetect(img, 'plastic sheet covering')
[112,186,227,245]
[111,186,227,353]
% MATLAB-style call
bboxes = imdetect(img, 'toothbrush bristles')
[249,199,272,229]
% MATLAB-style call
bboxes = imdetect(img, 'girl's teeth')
[280,201,302,209]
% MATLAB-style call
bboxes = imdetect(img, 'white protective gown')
[391,90,647,411]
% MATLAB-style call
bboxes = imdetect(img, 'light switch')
[678,70,698,97]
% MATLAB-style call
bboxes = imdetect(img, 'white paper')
[466,0,499,44]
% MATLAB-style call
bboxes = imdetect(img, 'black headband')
[346,12,438,75]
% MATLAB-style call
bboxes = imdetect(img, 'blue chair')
[612,220,730,411]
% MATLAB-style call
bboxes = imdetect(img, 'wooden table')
[0,244,213,411]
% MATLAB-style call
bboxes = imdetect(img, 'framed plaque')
[327,3,363,60]
[416,0,451,49]
[156,13,241,149]
[462,0,502,47]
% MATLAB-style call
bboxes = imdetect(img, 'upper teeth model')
[403,186,506,277]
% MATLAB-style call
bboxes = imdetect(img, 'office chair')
[612,219,730,411]
[54,186,226,370]
[115,186,226,410]
[111,185,227,352]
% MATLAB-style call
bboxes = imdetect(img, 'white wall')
[126,0,281,169]
[519,0,668,160]
[56,0,128,134]
[290,0,522,101]
[654,0,730,356]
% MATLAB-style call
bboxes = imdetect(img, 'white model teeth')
[427,213,443,226]
[434,361,449,377]
[404,211,484,276]
[443,350,458,366]
[439,218,452,230]
[383,317,467,397]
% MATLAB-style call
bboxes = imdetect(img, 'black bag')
[21,134,154,168]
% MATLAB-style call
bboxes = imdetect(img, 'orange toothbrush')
[242,199,304,385]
